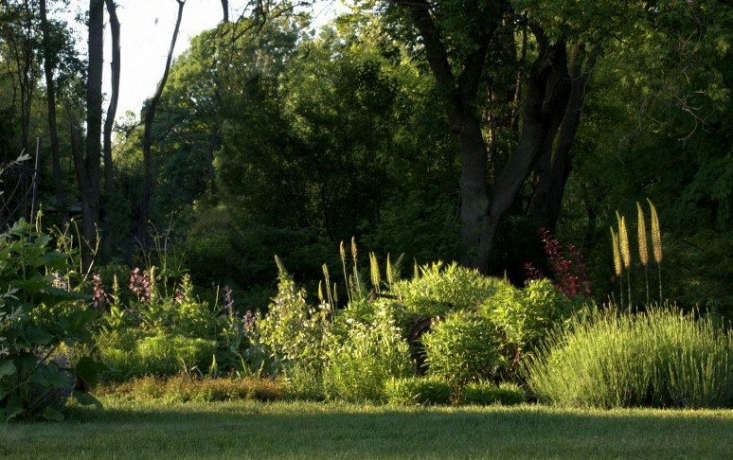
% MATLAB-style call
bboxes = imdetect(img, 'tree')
[39,0,65,213]
[221,0,228,22]
[370,0,619,272]
[103,0,120,197]
[139,0,186,245]
[75,0,104,257]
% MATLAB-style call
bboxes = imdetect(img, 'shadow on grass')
[4,402,733,459]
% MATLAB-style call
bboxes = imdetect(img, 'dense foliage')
[0,219,96,421]
[526,307,733,408]
[0,0,731,419]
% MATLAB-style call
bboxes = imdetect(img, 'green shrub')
[481,279,580,353]
[322,312,413,402]
[282,362,325,401]
[392,262,505,317]
[256,264,329,368]
[422,310,502,384]
[525,306,733,408]
[385,376,452,405]
[461,382,526,406]
[0,219,97,421]
[98,330,217,378]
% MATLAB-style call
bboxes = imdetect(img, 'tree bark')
[39,0,66,215]
[528,44,598,231]
[103,0,120,197]
[395,0,499,270]
[392,2,593,272]
[83,0,104,248]
[140,0,186,244]
[220,0,229,22]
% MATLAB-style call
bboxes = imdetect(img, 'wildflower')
[242,310,256,334]
[51,272,68,290]
[92,273,108,309]
[129,268,151,302]
[223,285,234,316]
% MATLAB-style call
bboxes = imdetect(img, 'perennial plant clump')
[526,306,733,408]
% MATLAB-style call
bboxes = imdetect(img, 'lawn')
[2,398,732,459]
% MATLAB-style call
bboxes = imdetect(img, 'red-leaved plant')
[524,228,591,298]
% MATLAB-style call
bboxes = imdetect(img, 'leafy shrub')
[525,306,733,408]
[482,279,581,354]
[385,376,452,405]
[99,375,284,403]
[256,264,330,369]
[97,330,217,378]
[322,312,413,402]
[392,262,505,317]
[0,219,97,421]
[282,362,325,401]
[461,382,526,406]
[422,310,502,384]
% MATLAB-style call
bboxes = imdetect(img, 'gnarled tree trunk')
[528,44,599,232]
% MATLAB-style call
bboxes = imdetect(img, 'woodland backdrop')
[1,0,731,317]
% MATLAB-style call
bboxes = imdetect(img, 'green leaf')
[26,327,53,345]
[74,357,104,388]
[0,360,17,378]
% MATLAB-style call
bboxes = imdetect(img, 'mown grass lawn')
[1,397,732,459]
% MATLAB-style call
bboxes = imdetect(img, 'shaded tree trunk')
[487,39,572,252]
[394,0,594,272]
[395,0,500,270]
[140,0,186,245]
[39,0,66,215]
[528,44,598,232]
[103,0,120,197]
[81,0,104,258]
[220,0,229,22]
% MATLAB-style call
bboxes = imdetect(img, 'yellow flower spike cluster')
[611,199,664,307]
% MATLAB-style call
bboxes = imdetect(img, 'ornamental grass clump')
[525,306,733,408]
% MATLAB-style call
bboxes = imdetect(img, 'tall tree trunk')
[84,0,104,250]
[220,0,229,22]
[528,44,598,231]
[395,0,500,271]
[103,0,120,198]
[140,0,186,245]
[39,0,65,216]
[394,1,591,272]
[451,110,491,269]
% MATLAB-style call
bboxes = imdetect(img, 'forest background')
[1,0,731,319]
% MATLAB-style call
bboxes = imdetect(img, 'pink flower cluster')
[92,273,108,309]
[223,285,234,316]
[128,268,152,302]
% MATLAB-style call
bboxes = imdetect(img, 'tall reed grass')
[525,306,733,408]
